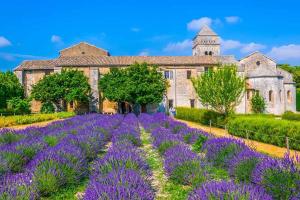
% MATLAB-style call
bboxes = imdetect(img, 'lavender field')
[0,113,299,200]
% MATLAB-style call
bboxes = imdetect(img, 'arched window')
[205,51,208,55]
[209,51,213,56]
[269,90,274,103]
[287,90,292,103]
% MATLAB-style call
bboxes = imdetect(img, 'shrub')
[188,181,272,200]
[252,155,300,199]
[44,136,59,147]
[0,151,26,175]
[41,101,55,113]
[282,111,300,121]
[175,107,226,127]
[7,97,31,115]
[158,141,179,155]
[0,131,23,145]
[192,134,208,152]
[227,116,300,150]
[202,138,247,168]
[251,92,266,113]
[170,160,206,186]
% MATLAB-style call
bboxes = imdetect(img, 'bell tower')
[192,25,221,56]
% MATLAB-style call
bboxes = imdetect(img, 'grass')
[140,127,192,200]
[0,112,75,128]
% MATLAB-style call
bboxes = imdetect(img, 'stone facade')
[14,26,296,114]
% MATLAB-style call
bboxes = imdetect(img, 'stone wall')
[59,42,109,57]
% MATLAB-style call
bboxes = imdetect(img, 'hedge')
[227,116,300,150]
[0,112,75,128]
[282,111,300,121]
[175,107,226,127]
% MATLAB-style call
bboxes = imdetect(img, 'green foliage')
[234,157,259,183]
[31,70,91,111]
[227,116,300,150]
[170,160,206,186]
[0,132,23,145]
[175,107,226,127]
[7,97,31,115]
[262,169,300,200]
[158,141,179,155]
[192,134,208,152]
[41,101,55,113]
[278,64,300,88]
[251,92,266,113]
[0,151,26,175]
[282,111,300,121]
[297,89,300,111]
[192,65,245,116]
[0,112,75,128]
[0,71,24,109]
[117,134,141,146]
[99,62,167,112]
[211,144,241,168]
[33,160,76,197]
[44,136,59,147]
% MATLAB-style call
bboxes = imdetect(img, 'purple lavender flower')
[188,181,272,200]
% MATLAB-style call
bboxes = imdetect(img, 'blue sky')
[1,0,300,71]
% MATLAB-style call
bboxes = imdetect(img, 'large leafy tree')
[278,64,300,88]
[99,62,167,112]
[0,71,24,109]
[31,69,91,111]
[192,65,245,116]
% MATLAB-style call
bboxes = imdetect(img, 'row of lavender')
[84,114,155,199]
[0,114,122,199]
[139,113,300,200]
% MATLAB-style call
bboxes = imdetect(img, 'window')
[70,101,74,109]
[209,51,213,56]
[45,71,51,76]
[269,90,274,103]
[164,70,173,80]
[287,90,292,103]
[187,70,192,79]
[205,51,208,55]
[279,90,282,102]
[204,67,209,73]
[256,61,261,66]
[190,99,195,108]
[168,99,174,108]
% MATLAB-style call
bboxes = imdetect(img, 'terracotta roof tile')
[14,60,55,71]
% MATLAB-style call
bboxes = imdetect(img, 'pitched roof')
[14,60,55,71]
[197,25,218,36]
[52,55,236,67]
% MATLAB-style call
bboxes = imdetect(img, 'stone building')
[14,25,296,115]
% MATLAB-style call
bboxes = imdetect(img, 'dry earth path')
[0,119,64,130]
[176,119,300,159]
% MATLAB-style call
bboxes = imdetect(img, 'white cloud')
[220,39,243,51]
[0,36,12,47]
[51,35,62,43]
[240,42,266,53]
[131,28,140,32]
[164,39,192,53]
[139,51,149,56]
[268,44,300,62]
[221,38,266,54]
[0,52,47,61]
[187,17,220,31]
[225,16,241,24]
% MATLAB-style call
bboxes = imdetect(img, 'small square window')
[187,70,192,79]
[168,99,174,108]
[164,70,173,79]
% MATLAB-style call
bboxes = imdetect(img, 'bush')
[282,111,300,121]
[297,88,300,111]
[227,116,300,150]
[41,102,55,113]
[7,97,31,115]
[175,107,226,127]
[158,141,179,155]
[0,112,75,128]
[0,151,26,175]
[251,93,266,113]
[192,134,208,152]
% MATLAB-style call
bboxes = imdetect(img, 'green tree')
[31,69,91,111]
[126,63,167,111]
[99,62,167,113]
[192,65,245,116]
[251,92,266,113]
[7,97,31,114]
[278,64,300,88]
[0,71,24,109]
